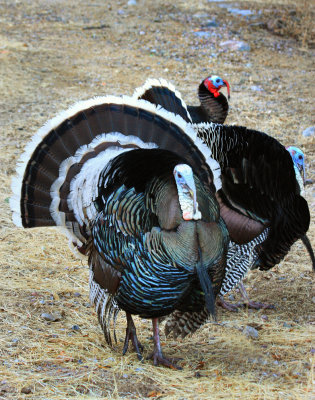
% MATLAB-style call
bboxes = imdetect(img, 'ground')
[0,0,314,399]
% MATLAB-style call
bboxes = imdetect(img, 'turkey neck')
[197,82,229,124]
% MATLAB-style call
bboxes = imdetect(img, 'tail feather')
[11,95,221,254]
[133,78,192,123]
[300,234,315,271]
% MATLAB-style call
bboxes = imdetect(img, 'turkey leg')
[122,313,143,360]
[147,318,182,369]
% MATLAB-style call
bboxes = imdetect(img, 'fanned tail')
[133,78,192,123]
[10,96,221,254]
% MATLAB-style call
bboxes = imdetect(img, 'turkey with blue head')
[132,77,312,337]
[10,95,229,368]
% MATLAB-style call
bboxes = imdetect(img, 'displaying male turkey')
[133,75,230,124]
[132,78,312,335]
[10,96,229,368]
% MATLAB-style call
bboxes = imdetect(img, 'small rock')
[261,315,269,321]
[243,325,259,339]
[72,325,80,331]
[41,312,61,322]
[251,85,263,92]
[203,19,218,27]
[193,13,209,19]
[283,322,292,328]
[228,8,253,17]
[302,126,315,137]
[127,0,137,5]
[193,31,213,39]
[21,387,32,394]
[312,297,315,304]
[73,292,81,297]
[220,40,251,52]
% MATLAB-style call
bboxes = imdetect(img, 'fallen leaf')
[148,390,162,397]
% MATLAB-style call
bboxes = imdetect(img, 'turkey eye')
[298,155,303,160]
[177,173,182,178]
[216,78,220,83]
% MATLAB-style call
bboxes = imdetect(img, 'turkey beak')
[298,163,305,184]
[223,79,230,99]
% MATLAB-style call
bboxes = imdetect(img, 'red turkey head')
[203,75,231,99]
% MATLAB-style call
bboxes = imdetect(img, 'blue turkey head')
[286,146,305,182]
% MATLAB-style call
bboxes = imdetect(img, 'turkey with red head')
[133,78,312,337]
[133,74,230,124]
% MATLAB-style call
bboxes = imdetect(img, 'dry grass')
[0,0,314,399]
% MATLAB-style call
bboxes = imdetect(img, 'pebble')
[302,126,315,137]
[21,387,32,394]
[41,312,61,322]
[127,0,137,5]
[220,40,251,52]
[243,325,259,339]
[251,85,263,92]
[203,19,218,27]
[72,325,80,331]
[193,31,213,39]
[283,322,292,328]
[312,297,315,304]
[228,8,253,17]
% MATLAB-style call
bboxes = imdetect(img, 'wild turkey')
[135,79,314,288]
[286,146,315,271]
[132,78,312,335]
[133,75,230,124]
[10,96,229,368]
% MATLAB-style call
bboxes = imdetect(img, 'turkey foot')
[242,301,275,310]
[147,318,182,369]
[217,296,275,311]
[218,283,275,311]
[217,296,240,312]
[238,282,275,310]
[122,313,143,360]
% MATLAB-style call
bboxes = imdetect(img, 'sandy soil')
[0,0,314,399]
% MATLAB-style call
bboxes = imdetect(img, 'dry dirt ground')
[0,0,314,399]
